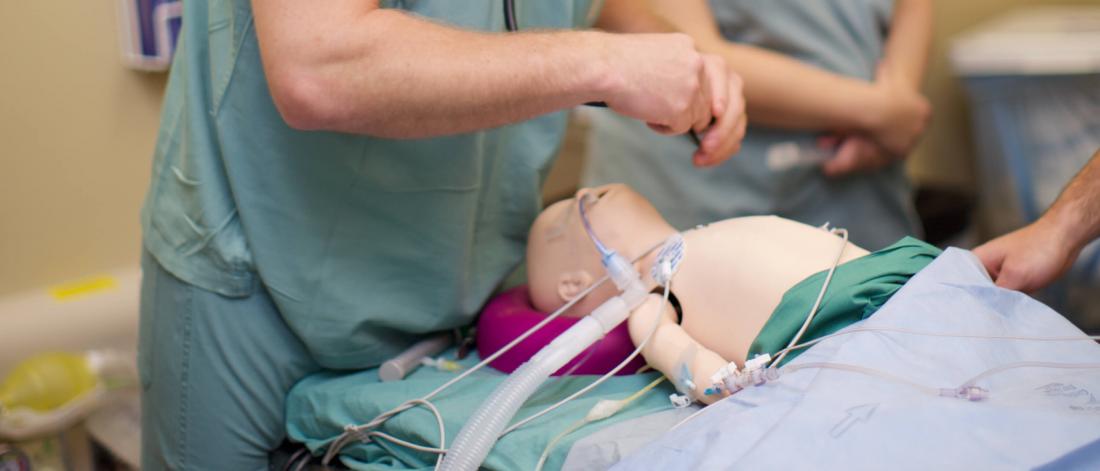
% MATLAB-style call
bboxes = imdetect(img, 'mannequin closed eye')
[526,184,678,316]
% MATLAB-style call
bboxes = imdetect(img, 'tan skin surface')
[249,0,746,165]
[646,0,932,176]
[975,148,1100,292]
[527,184,867,403]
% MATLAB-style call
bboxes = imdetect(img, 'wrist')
[1041,203,1093,251]
[575,31,626,105]
[857,84,891,133]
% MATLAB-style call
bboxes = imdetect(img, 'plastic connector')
[744,354,772,373]
[585,399,624,422]
[669,393,693,409]
[602,251,640,292]
[659,260,673,283]
[738,354,774,387]
[650,234,684,286]
[419,357,462,372]
[709,361,740,385]
[941,386,988,402]
[707,361,741,396]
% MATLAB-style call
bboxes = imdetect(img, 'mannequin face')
[526,184,676,317]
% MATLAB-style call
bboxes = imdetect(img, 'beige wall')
[0,3,166,296]
[908,0,1100,187]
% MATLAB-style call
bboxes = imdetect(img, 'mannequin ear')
[557,270,595,302]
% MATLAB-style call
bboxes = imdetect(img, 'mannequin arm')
[627,293,728,404]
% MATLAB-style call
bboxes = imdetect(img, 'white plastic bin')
[952,6,1100,332]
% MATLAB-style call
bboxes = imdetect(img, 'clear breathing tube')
[337,276,674,471]
[578,194,612,259]
[321,227,669,467]
[438,200,674,470]
[579,193,638,291]
[438,259,651,470]
[321,266,645,466]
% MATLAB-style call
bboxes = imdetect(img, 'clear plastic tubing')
[439,279,648,471]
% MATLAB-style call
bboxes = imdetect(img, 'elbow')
[267,68,397,136]
[267,69,340,131]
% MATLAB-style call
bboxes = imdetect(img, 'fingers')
[972,240,1006,281]
[973,234,1042,292]
[697,55,727,132]
[693,74,745,167]
[707,57,729,120]
[994,262,1031,292]
[821,136,894,178]
[690,57,715,134]
[662,51,710,136]
[821,138,862,177]
[974,220,1082,293]
[817,135,841,151]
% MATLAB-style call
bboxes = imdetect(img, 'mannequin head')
[526,184,676,317]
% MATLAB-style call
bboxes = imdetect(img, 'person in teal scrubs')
[583,0,933,250]
[138,0,748,469]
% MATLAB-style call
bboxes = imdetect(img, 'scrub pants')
[138,250,321,470]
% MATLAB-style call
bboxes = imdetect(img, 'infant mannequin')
[526,184,869,403]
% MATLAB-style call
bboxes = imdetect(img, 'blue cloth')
[286,357,673,470]
[582,0,920,250]
[613,248,1100,470]
[1035,437,1100,470]
[141,0,595,370]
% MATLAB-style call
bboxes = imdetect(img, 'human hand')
[866,61,931,157]
[973,219,1081,292]
[691,57,746,167]
[818,134,898,178]
[602,34,743,166]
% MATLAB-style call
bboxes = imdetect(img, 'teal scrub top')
[141,0,596,369]
[583,0,921,250]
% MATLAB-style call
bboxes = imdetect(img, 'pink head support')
[476,286,646,376]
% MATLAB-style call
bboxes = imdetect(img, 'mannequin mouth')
[577,185,616,206]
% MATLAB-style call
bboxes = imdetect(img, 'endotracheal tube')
[325,194,669,470]
[579,192,637,291]
[439,233,651,469]
[438,194,673,471]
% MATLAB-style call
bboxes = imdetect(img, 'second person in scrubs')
[584,0,932,249]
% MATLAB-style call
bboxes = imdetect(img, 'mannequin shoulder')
[684,215,869,257]
[688,215,825,241]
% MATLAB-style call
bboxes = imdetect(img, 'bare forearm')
[646,0,878,131]
[1045,149,1100,249]
[713,43,880,130]
[255,5,613,137]
[883,0,933,90]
